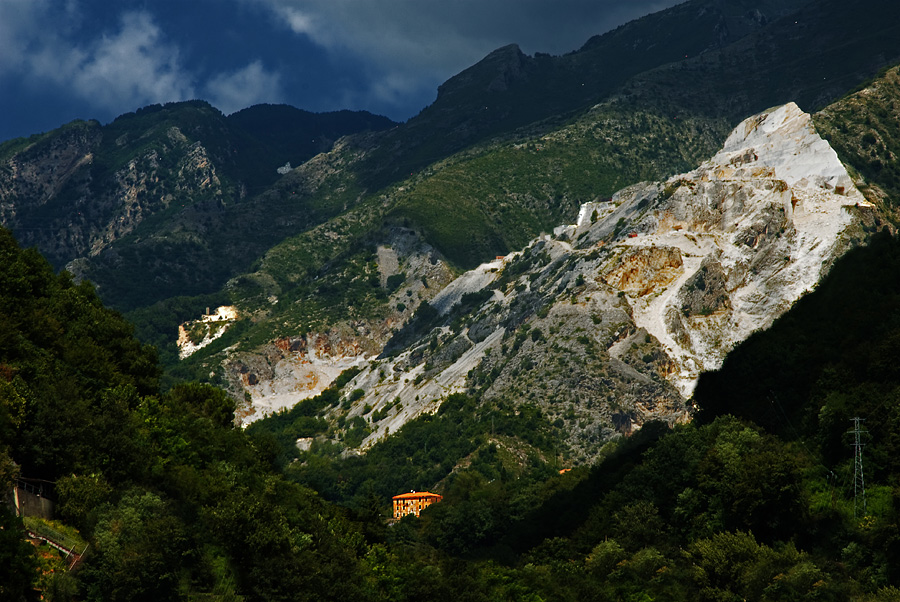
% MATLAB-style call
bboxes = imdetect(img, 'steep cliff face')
[0,121,101,209]
[89,129,226,256]
[0,122,102,263]
[586,102,875,394]
[324,103,882,460]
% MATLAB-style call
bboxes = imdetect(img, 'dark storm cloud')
[0,0,684,141]
[256,0,683,60]
[0,0,285,138]
[254,0,684,104]
[0,4,195,110]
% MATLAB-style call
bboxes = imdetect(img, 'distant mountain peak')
[436,43,529,100]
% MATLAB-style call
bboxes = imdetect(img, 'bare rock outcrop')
[603,246,683,296]
[332,103,882,460]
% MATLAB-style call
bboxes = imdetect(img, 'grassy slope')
[815,66,900,206]
[157,105,727,381]
[354,0,808,191]
[155,51,900,378]
[159,0,900,361]
[12,0,896,385]
[390,106,727,267]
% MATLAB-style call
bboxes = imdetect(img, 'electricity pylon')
[850,417,867,519]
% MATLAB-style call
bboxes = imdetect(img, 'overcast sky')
[0,0,682,142]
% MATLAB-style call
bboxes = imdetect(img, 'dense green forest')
[4,224,900,600]
[4,0,900,597]
[0,227,367,601]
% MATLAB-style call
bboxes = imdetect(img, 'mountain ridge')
[7,4,900,597]
[207,98,887,471]
[3,1,900,451]
[123,5,900,436]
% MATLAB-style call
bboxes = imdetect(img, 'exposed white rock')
[241,352,371,424]
[352,326,506,448]
[229,227,456,425]
[576,201,616,229]
[429,255,509,315]
[336,102,879,448]
[555,201,615,237]
[376,245,400,286]
[718,103,854,188]
[592,102,871,395]
[176,305,239,359]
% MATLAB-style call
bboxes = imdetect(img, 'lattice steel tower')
[851,417,867,519]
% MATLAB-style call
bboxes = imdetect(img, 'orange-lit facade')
[392,491,442,519]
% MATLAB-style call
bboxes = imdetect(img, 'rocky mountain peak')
[435,43,528,100]
[325,103,882,458]
[576,102,873,395]
[718,102,852,187]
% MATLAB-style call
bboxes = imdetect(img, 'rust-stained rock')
[603,246,683,296]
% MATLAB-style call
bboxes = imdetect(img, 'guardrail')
[23,517,88,570]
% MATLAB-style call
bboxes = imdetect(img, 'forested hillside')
[0,227,371,601]
[0,101,396,311]
[133,0,900,418]
[7,225,900,599]
[4,1,900,599]
[3,0,899,420]
[248,232,900,600]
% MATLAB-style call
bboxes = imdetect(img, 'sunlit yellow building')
[392,491,442,519]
